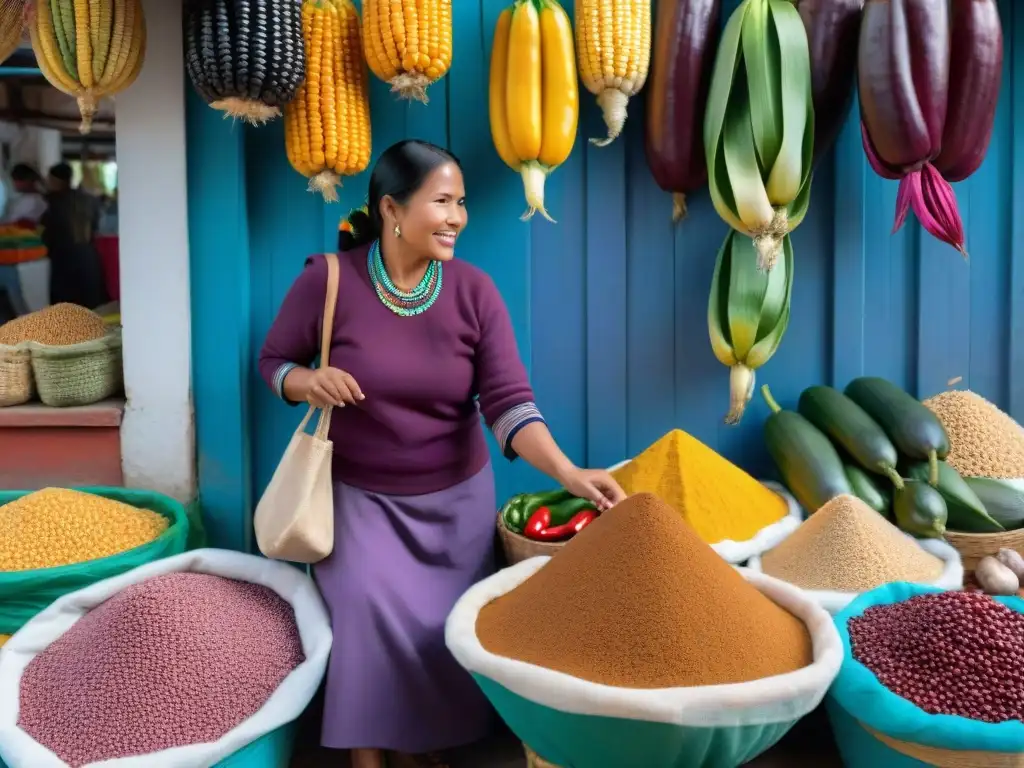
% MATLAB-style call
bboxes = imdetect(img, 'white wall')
[115,0,195,502]
[0,120,62,175]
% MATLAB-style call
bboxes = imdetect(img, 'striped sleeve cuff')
[272,362,298,400]
[492,401,545,460]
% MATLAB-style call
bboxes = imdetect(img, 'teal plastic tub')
[0,722,297,768]
[828,582,1024,767]
[0,487,190,635]
[446,558,844,768]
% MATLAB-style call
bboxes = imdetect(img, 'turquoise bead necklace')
[367,239,443,316]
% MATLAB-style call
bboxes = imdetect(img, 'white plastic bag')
[608,459,802,564]
[446,557,843,728]
[747,536,964,615]
[0,548,333,768]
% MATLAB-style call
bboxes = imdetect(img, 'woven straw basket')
[861,722,1024,767]
[943,528,1024,572]
[524,745,561,768]
[0,344,33,407]
[496,513,567,565]
[30,328,123,407]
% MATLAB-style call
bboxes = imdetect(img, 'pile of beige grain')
[0,303,107,347]
[761,495,944,592]
[924,390,1024,479]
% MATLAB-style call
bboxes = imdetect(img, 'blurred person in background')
[42,162,107,309]
[3,164,46,228]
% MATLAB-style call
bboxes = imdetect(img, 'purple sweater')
[258,245,543,495]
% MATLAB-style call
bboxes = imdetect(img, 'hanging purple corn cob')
[858,0,993,258]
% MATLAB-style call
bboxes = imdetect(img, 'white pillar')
[114,0,195,502]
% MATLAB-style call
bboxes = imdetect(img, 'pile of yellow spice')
[0,488,169,571]
[923,390,1024,479]
[611,429,788,544]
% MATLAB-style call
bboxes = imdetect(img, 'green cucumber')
[844,377,951,485]
[798,385,903,488]
[905,461,1003,533]
[844,463,892,518]
[962,477,1024,531]
[893,480,948,538]
[762,385,852,514]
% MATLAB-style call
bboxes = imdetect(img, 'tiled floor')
[292,705,843,767]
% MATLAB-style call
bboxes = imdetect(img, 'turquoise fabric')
[212,722,297,768]
[0,723,296,768]
[829,581,1024,755]
[0,487,190,635]
[474,675,796,768]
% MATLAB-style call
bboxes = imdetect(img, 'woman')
[259,140,626,768]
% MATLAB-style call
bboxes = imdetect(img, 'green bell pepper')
[500,489,590,533]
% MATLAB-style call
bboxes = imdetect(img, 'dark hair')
[10,164,40,183]
[49,162,73,183]
[338,139,461,251]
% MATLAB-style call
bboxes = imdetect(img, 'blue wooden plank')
[966,61,1012,406]
[831,102,867,388]
[625,101,677,458]
[1010,0,1024,420]
[583,99,629,470]
[185,88,253,553]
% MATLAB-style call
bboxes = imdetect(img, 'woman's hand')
[305,367,364,408]
[559,467,627,512]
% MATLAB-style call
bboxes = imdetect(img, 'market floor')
[290,705,843,767]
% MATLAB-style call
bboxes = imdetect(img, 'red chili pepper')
[528,509,597,542]
[523,507,552,539]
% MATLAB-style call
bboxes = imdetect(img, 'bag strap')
[299,253,341,441]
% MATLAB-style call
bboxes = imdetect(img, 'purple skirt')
[313,463,497,752]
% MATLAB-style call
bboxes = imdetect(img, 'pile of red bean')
[849,591,1024,723]
[18,573,304,767]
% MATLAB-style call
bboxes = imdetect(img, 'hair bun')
[338,204,374,251]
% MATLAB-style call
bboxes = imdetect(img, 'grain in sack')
[447,493,843,768]
[0,548,332,768]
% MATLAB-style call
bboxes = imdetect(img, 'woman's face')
[388,162,467,262]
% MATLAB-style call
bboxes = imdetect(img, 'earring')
[394,224,401,238]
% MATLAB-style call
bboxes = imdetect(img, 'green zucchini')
[844,463,892,518]
[905,461,1003,533]
[963,477,1024,531]
[844,377,951,485]
[761,385,852,513]
[798,385,903,488]
[893,480,948,538]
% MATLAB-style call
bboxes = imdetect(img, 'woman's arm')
[474,274,626,509]
[258,256,329,403]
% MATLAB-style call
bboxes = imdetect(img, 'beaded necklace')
[367,239,443,317]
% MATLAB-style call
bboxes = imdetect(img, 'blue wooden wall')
[188,0,1024,552]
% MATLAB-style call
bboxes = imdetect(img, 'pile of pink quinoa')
[18,572,304,766]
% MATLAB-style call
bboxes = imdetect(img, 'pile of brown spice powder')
[476,493,814,689]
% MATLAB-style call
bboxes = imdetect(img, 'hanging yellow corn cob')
[361,0,452,103]
[28,0,146,134]
[575,0,651,147]
[285,0,372,203]
[0,0,24,65]
[490,0,578,222]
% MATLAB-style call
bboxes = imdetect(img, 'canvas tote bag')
[254,252,340,563]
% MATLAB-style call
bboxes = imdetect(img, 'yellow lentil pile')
[923,390,1024,478]
[761,494,945,591]
[0,489,169,571]
[611,429,788,544]
[0,303,107,347]
[0,634,9,648]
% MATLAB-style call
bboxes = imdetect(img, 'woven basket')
[943,528,1024,572]
[0,344,33,407]
[497,513,567,565]
[524,745,561,768]
[29,328,123,407]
